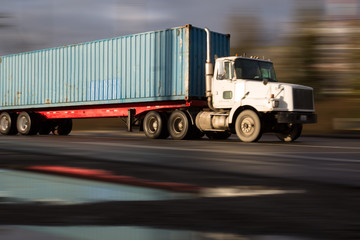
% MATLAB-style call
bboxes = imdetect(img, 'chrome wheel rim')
[148,117,158,134]
[18,116,29,132]
[240,116,255,136]
[0,116,9,132]
[173,117,184,134]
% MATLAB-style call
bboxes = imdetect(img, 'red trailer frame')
[36,100,206,119]
[33,100,207,132]
[0,100,207,136]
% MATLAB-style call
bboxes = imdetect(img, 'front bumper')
[276,112,317,124]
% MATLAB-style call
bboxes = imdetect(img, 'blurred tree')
[284,9,324,96]
[351,20,360,94]
[283,6,360,98]
[0,13,11,28]
[226,14,262,56]
[295,22,322,93]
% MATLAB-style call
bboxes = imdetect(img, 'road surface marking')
[200,187,305,197]
[74,141,360,164]
[0,139,358,164]
[260,142,360,150]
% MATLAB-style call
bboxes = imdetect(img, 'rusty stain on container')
[45,99,51,104]
[16,92,22,105]
[158,82,161,97]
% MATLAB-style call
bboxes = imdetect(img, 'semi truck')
[0,25,316,142]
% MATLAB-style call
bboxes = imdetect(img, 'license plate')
[300,115,307,121]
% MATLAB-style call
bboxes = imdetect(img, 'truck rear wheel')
[276,123,302,142]
[0,112,18,135]
[235,110,262,142]
[168,110,191,140]
[143,111,169,139]
[17,112,40,135]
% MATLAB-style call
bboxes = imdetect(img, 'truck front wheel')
[235,110,262,142]
[276,123,302,142]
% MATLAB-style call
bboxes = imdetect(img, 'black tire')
[187,111,204,140]
[168,110,191,140]
[235,110,262,142]
[276,123,303,142]
[206,131,232,140]
[190,127,205,139]
[143,111,169,139]
[0,112,18,135]
[52,119,72,136]
[17,112,40,135]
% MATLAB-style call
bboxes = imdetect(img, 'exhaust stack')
[204,28,215,111]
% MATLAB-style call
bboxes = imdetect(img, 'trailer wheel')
[276,123,302,142]
[53,119,72,136]
[206,131,232,140]
[168,110,191,140]
[235,110,262,142]
[38,120,52,135]
[143,111,169,139]
[17,112,39,135]
[0,112,18,135]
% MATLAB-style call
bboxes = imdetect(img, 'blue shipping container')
[0,25,229,110]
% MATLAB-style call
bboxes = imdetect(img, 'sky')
[0,0,358,55]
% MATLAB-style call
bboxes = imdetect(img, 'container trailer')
[0,24,316,142]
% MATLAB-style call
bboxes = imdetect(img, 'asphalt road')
[0,131,360,239]
[0,131,359,186]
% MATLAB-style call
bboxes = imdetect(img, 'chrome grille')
[293,88,314,110]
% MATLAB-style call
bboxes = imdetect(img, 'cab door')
[212,60,236,109]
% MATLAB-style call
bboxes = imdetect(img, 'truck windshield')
[234,59,277,82]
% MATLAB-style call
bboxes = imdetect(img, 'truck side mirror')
[217,63,225,80]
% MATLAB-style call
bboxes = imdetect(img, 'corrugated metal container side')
[0,25,229,111]
[188,27,230,98]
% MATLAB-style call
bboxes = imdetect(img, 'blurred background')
[1,0,359,135]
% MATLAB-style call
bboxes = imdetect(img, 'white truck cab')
[195,33,317,142]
